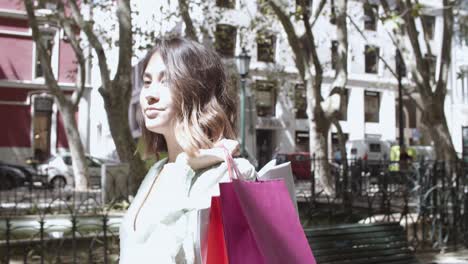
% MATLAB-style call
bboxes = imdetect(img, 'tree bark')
[24,0,89,190]
[380,0,458,161]
[69,0,147,194]
[268,0,348,194]
[56,99,89,190]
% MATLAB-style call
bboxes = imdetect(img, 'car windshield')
[369,143,381,152]
[62,156,72,165]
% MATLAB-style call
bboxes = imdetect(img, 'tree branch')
[56,2,85,110]
[347,13,399,79]
[435,0,454,100]
[68,0,111,95]
[416,0,434,60]
[269,0,306,78]
[23,0,63,99]
[310,0,327,28]
[178,0,198,41]
[402,0,432,93]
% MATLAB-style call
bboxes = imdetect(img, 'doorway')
[256,129,273,169]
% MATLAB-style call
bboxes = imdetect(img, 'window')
[295,84,307,119]
[255,80,276,117]
[35,0,57,9]
[424,54,436,79]
[364,4,378,31]
[331,40,338,70]
[369,143,381,152]
[364,91,380,123]
[421,15,435,40]
[365,45,379,74]
[35,34,55,79]
[216,0,235,9]
[395,50,407,77]
[296,0,312,17]
[295,131,309,152]
[63,156,72,166]
[338,89,349,121]
[215,24,237,57]
[32,96,53,162]
[331,132,349,160]
[257,32,276,63]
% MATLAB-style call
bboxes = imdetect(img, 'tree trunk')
[420,98,458,161]
[23,0,89,191]
[101,81,146,194]
[56,99,89,190]
[309,109,333,195]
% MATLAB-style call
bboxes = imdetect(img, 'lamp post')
[396,50,405,151]
[460,65,468,103]
[235,48,251,158]
[396,49,407,171]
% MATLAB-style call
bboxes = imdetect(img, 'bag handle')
[222,146,243,181]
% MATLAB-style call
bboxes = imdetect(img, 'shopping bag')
[205,196,229,264]
[219,151,316,264]
[257,159,299,215]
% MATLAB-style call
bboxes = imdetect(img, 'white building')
[89,0,468,166]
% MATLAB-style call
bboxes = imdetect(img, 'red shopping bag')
[205,196,229,264]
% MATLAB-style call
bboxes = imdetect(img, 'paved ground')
[416,249,468,264]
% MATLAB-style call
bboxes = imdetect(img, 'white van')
[346,139,391,163]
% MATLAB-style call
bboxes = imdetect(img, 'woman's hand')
[187,139,240,170]
[214,138,240,157]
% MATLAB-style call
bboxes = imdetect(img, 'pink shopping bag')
[218,150,316,264]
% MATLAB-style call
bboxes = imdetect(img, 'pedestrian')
[118,36,257,263]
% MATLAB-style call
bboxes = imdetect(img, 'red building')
[0,1,88,165]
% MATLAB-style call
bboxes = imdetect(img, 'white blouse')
[119,153,256,264]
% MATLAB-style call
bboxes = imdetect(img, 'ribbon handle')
[222,146,243,181]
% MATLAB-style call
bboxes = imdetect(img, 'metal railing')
[298,158,468,251]
[0,159,466,263]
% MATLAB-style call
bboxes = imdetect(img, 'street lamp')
[396,50,405,150]
[460,65,468,104]
[235,48,251,158]
[395,49,408,171]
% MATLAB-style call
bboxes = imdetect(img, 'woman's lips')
[144,108,164,119]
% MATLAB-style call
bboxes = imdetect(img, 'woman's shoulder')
[138,158,168,188]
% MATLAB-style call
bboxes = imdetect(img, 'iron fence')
[0,159,466,263]
[298,158,468,251]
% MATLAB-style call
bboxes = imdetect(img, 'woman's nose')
[145,93,159,105]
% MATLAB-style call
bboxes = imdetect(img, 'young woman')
[119,36,256,263]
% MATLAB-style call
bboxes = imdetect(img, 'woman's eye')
[143,80,151,86]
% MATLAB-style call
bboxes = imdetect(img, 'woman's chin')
[145,122,170,134]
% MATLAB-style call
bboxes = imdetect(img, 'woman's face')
[140,52,176,135]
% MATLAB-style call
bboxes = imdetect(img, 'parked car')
[275,152,312,180]
[275,152,342,181]
[0,161,36,190]
[346,139,391,164]
[37,153,111,189]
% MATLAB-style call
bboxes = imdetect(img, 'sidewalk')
[416,249,468,264]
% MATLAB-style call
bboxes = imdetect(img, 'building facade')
[91,0,468,166]
[0,0,92,165]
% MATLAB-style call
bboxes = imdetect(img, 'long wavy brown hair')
[138,36,238,158]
